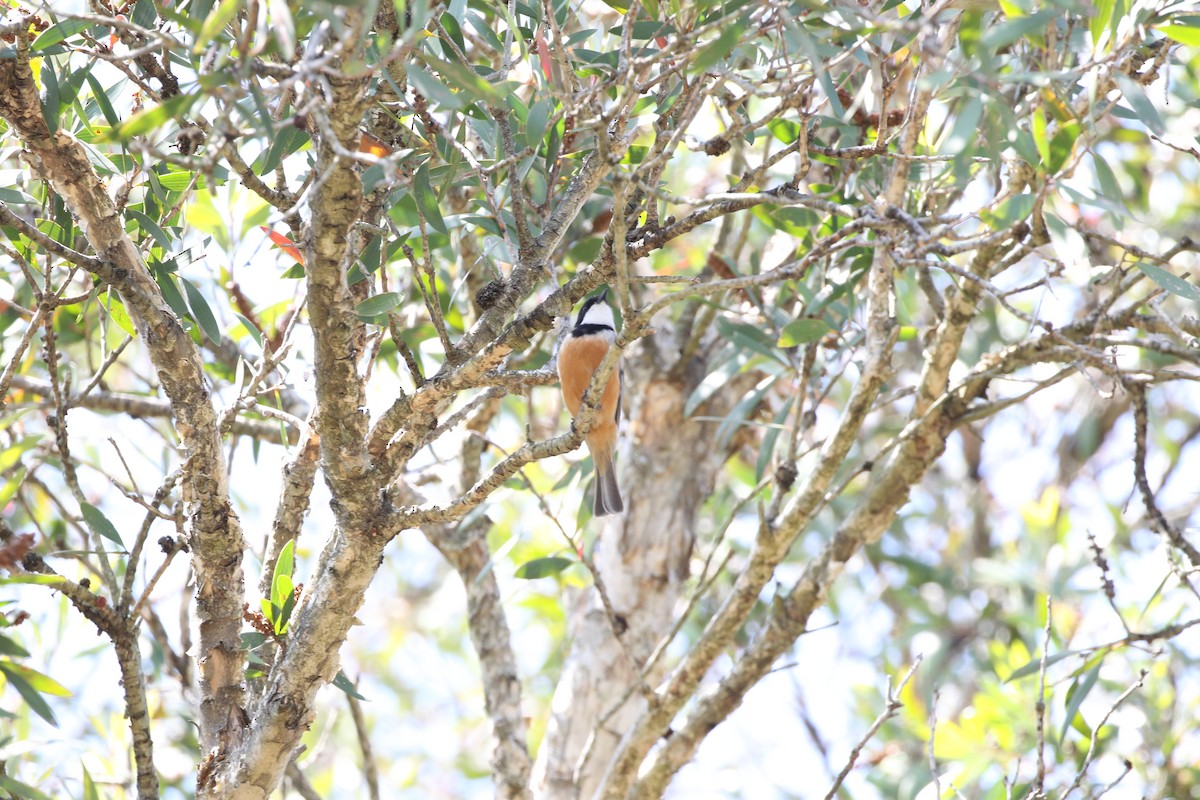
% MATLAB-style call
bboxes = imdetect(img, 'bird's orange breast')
[558,334,620,424]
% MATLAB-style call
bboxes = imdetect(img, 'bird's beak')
[597,288,609,303]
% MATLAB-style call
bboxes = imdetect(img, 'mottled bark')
[0,25,243,791]
[21,554,159,799]
[214,13,377,797]
[533,337,759,800]
[258,427,320,599]
[437,535,533,800]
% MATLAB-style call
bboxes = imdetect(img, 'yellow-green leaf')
[108,93,199,140]
[778,318,831,347]
[194,0,244,54]
[100,291,138,338]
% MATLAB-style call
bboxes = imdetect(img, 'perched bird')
[558,289,624,517]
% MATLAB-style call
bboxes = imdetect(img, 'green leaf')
[940,95,982,155]
[0,662,70,696]
[1046,121,1080,174]
[1092,152,1123,207]
[84,71,120,127]
[271,537,296,618]
[1060,663,1100,745]
[690,21,744,74]
[982,192,1035,229]
[0,575,64,586]
[0,774,57,800]
[32,19,93,51]
[1031,106,1050,166]
[1157,16,1200,46]
[0,661,61,726]
[241,631,268,651]
[412,164,448,234]
[127,208,173,251]
[194,0,244,53]
[515,556,575,579]
[0,187,35,205]
[0,465,26,510]
[181,277,223,343]
[64,68,92,115]
[465,215,504,236]
[158,170,205,192]
[716,375,777,449]
[41,60,60,135]
[132,0,158,28]
[408,64,463,109]
[0,408,34,436]
[0,436,41,476]
[231,313,263,347]
[980,11,1054,51]
[1137,263,1200,303]
[716,317,785,364]
[440,12,467,57]
[1090,0,1116,47]
[277,588,297,635]
[355,292,403,318]
[266,0,295,53]
[1113,73,1165,136]
[526,96,552,150]
[79,502,123,546]
[100,291,138,338]
[332,670,367,700]
[0,634,29,659]
[82,763,100,800]
[607,21,677,39]
[256,126,309,176]
[767,119,800,144]
[109,93,200,140]
[429,54,504,104]
[153,267,191,320]
[273,539,295,585]
[685,354,748,417]
[778,318,831,347]
[1005,648,1080,682]
[271,573,294,634]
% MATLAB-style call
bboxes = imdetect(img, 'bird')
[558,288,624,517]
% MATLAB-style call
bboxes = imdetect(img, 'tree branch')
[0,26,246,767]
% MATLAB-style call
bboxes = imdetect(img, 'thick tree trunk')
[533,336,756,800]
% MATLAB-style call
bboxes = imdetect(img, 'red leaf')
[536,30,553,83]
[261,226,305,266]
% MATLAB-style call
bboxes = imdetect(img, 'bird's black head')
[574,288,614,332]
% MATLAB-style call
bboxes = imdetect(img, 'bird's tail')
[592,453,624,517]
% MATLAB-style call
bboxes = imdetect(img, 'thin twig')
[824,656,923,800]
[1059,670,1147,800]
[346,690,380,800]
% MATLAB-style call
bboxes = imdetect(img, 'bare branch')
[824,657,923,800]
